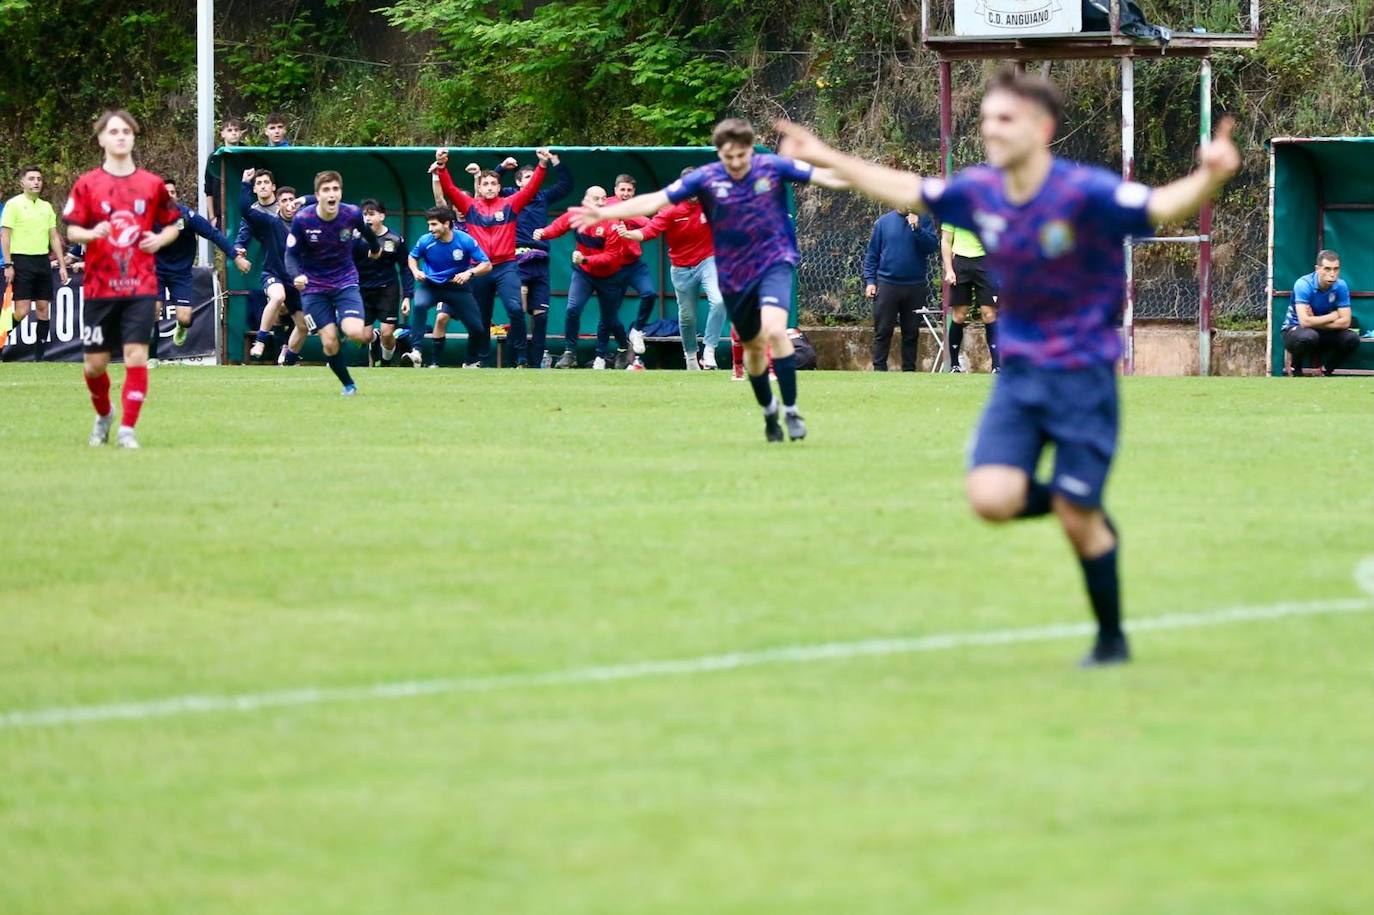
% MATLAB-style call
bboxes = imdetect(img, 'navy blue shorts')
[302,286,365,333]
[969,361,1119,509]
[157,271,194,306]
[723,262,793,343]
[261,273,302,314]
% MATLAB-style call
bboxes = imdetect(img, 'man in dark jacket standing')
[863,209,937,371]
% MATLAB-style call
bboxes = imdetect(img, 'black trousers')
[1282,326,1360,374]
[873,282,926,371]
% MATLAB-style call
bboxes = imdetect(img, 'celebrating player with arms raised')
[574,118,849,440]
[775,69,1240,666]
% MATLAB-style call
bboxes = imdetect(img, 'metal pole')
[1198,57,1213,376]
[938,59,953,373]
[196,0,214,269]
[1121,57,1135,375]
[1265,144,1277,376]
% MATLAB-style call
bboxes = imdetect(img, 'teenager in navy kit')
[775,69,1240,665]
[353,199,414,366]
[407,206,491,368]
[155,178,250,352]
[576,119,850,440]
[236,169,311,364]
[284,170,380,395]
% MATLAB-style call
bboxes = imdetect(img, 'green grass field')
[2,364,1371,914]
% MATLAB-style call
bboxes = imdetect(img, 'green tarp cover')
[1269,138,1374,374]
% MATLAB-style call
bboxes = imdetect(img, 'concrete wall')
[801,324,1268,376]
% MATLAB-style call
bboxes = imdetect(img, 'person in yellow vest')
[940,223,998,372]
[1,165,68,361]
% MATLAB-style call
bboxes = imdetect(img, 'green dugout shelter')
[1268,138,1374,375]
[208,145,799,364]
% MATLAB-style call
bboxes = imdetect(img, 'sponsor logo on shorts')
[1056,474,1092,497]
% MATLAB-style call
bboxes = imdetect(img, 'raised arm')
[537,211,574,241]
[1145,117,1239,226]
[571,190,670,229]
[432,156,473,212]
[188,208,237,258]
[774,120,925,213]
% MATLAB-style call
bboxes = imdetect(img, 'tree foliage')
[383,0,751,145]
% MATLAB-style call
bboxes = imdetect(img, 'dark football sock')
[984,320,999,369]
[432,335,446,366]
[1079,546,1122,639]
[773,354,798,408]
[326,351,354,387]
[34,319,50,361]
[282,348,301,366]
[748,371,774,411]
[1016,480,1053,518]
[949,321,965,365]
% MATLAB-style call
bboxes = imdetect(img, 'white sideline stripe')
[1,597,1371,732]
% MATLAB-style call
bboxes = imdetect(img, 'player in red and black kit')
[431,147,554,367]
[64,110,182,449]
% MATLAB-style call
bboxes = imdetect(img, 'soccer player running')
[1,165,67,362]
[537,186,634,370]
[774,69,1240,665]
[353,199,414,366]
[574,118,850,440]
[619,166,727,370]
[236,169,311,364]
[431,148,552,367]
[154,178,250,354]
[284,170,380,395]
[408,205,491,368]
[63,109,182,449]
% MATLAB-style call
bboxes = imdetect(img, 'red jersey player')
[64,110,181,449]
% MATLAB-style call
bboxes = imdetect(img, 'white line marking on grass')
[1,597,1370,731]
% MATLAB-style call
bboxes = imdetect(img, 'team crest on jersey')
[340,228,352,241]
[595,226,605,236]
[753,177,773,194]
[1329,292,1337,303]
[134,199,146,215]
[494,212,505,222]
[108,211,142,248]
[101,201,113,214]
[1039,220,1076,258]
[384,240,396,253]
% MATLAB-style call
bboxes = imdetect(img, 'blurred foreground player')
[776,69,1239,665]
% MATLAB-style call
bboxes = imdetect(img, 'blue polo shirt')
[1284,273,1350,329]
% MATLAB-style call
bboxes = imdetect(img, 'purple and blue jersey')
[284,203,378,293]
[664,153,813,295]
[410,229,489,284]
[1284,273,1350,329]
[921,158,1154,369]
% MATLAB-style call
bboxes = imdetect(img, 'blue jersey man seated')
[1281,249,1359,376]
